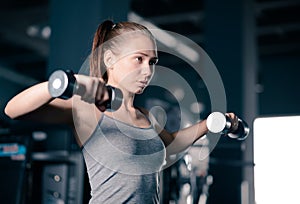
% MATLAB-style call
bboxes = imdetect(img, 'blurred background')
[0,0,299,204]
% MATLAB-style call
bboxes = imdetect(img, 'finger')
[95,85,111,112]
[77,76,98,103]
[95,84,109,103]
[97,104,107,112]
[226,112,239,131]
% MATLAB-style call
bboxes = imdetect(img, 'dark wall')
[259,55,300,116]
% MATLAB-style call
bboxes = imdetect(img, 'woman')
[5,20,237,203]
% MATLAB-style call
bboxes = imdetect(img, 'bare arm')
[159,120,208,155]
[140,107,208,155]
[4,81,73,124]
[4,73,111,148]
[154,112,237,156]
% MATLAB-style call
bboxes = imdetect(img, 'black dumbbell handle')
[226,116,250,140]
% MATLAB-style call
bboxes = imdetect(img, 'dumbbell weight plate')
[206,112,228,133]
[48,70,76,99]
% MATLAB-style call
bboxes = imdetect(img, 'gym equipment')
[48,70,123,111]
[206,112,250,140]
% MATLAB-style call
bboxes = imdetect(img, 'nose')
[141,64,154,78]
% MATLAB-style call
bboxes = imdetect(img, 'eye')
[135,56,143,63]
[149,58,158,65]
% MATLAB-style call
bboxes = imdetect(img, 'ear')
[103,50,114,68]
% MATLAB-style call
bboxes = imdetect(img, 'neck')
[122,91,135,111]
[106,80,136,112]
[106,91,138,122]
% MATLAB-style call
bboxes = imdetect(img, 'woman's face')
[107,34,158,94]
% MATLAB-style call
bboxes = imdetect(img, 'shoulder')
[72,96,104,146]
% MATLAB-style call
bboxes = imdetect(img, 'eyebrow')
[135,51,158,60]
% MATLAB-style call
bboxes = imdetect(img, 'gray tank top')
[82,114,166,204]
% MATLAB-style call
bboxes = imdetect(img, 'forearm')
[5,82,54,119]
[165,119,209,155]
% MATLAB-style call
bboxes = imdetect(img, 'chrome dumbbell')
[206,112,250,140]
[48,70,123,111]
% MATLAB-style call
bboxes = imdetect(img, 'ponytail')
[90,20,115,80]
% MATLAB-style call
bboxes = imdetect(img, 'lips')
[140,81,148,85]
[138,80,148,87]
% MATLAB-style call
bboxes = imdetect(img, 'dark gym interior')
[0,0,300,203]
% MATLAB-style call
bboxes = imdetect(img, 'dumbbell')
[206,112,250,140]
[48,70,123,111]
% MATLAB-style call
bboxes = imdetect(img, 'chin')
[136,88,145,94]
[136,90,144,94]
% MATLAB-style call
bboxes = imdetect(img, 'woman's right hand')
[74,74,110,111]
